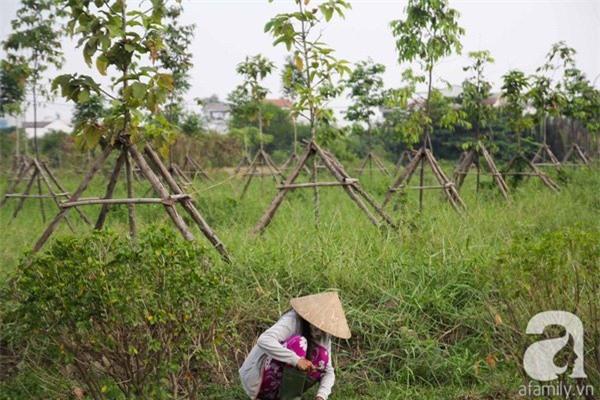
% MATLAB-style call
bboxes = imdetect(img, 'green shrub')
[1,227,232,399]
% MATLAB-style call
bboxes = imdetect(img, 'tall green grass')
[1,160,599,399]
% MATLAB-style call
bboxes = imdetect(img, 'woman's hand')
[296,358,314,371]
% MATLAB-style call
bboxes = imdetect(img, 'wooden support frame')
[383,146,466,213]
[239,148,286,199]
[281,151,314,176]
[531,143,561,169]
[30,138,230,263]
[182,155,212,181]
[501,153,560,193]
[280,151,300,171]
[251,139,396,235]
[452,142,510,201]
[562,143,590,166]
[0,157,91,227]
[393,149,415,176]
[234,153,253,175]
[167,163,192,188]
[357,151,390,177]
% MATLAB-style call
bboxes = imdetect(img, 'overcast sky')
[1,0,599,123]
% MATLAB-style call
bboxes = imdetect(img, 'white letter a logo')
[523,311,586,381]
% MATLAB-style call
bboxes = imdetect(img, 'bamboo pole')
[4,193,67,198]
[42,161,92,225]
[251,141,315,235]
[64,196,190,208]
[32,158,75,232]
[95,151,127,229]
[277,181,356,189]
[479,143,510,200]
[143,145,230,263]
[32,143,114,255]
[128,144,195,242]
[12,169,38,220]
[240,152,260,199]
[124,151,137,240]
[0,161,31,207]
[383,148,424,207]
[35,168,46,222]
[423,149,466,211]
[312,142,379,228]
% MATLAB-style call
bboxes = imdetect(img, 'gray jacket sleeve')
[316,338,335,400]
[256,312,301,367]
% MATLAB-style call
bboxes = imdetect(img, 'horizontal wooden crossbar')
[277,179,357,190]
[558,163,586,167]
[60,194,190,208]
[455,171,502,177]
[4,192,69,198]
[390,183,454,192]
[502,172,540,176]
[244,172,282,177]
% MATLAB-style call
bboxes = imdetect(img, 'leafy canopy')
[389,0,464,142]
[0,61,29,117]
[236,54,275,103]
[460,50,495,138]
[390,0,464,71]
[265,0,351,139]
[52,0,175,152]
[501,70,534,138]
[232,54,275,134]
[383,70,467,146]
[532,42,600,135]
[344,60,386,131]
[281,55,304,105]
[2,0,65,115]
[158,3,196,125]
[527,42,575,121]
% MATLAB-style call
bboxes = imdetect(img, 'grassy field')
[1,158,599,399]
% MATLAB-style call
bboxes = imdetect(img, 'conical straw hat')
[290,292,351,339]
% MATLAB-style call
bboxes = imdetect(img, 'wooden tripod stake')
[0,157,91,229]
[281,122,311,175]
[393,150,415,177]
[453,142,510,201]
[182,155,212,181]
[357,152,390,177]
[562,143,590,166]
[502,152,560,193]
[252,139,396,235]
[30,137,230,262]
[239,148,285,199]
[531,143,561,169]
[383,144,466,213]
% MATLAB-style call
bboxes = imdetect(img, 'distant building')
[202,101,231,134]
[200,97,294,134]
[264,98,293,109]
[483,93,504,108]
[23,118,73,138]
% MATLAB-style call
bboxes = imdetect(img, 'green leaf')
[130,82,147,101]
[294,55,304,71]
[77,90,90,103]
[319,5,334,22]
[156,74,173,90]
[96,55,109,76]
